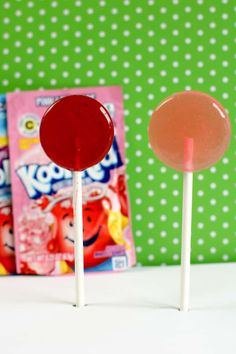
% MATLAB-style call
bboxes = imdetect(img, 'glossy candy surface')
[148,91,231,172]
[40,95,114,171]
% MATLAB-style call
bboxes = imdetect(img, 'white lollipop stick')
[180,171,193,311]
[180,137,194,312]
[73,171,85,308]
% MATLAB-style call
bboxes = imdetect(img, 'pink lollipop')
[148,91,231,311]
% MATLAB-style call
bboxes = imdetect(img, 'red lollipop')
[148,91,231,312]
[40,95,114,308]
[40,95,114,171]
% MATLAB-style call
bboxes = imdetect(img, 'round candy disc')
[148,91,231,172]
[40,95,114,171]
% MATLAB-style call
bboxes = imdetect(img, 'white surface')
[73,171,85,308]
[180,171,193,312]
[0,264,236,354]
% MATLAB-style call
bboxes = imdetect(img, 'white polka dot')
[197,223,204,229]
[160,231,167,237]
[210,231,217,238]
[173,206,179,213]
[160,198,167,205]
[173,254,179,261]
[148,190,154,197]
[222,254,229,261]
[173,238,179,245]
[147,174,154,181]
[147,206,155,213]
[222,223,229,229]
[160,215,167,222]
[222,206,229,213]
[197,206,204,213]
[222,190,229,196]
[197,255,204,261]
[26,78,33,85]
[136,230,142,237]
[136,214,142,221]
[197,238,204,245]
[148,254,155,261]
[148,223,155,229]
[148,238,155,245]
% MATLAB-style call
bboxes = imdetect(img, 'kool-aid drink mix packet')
[7,86,135,275]
[0,94,16,275]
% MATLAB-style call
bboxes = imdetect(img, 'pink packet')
[7,86,135,275]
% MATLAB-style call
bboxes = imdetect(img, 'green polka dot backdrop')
[1,0,235,266]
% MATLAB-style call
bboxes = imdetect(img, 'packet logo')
[16,163,72,199]
[16,139,123,199]
[18,114,40,137]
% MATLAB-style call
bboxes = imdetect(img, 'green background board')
[0,0,235,266]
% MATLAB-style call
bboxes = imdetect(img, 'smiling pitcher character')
[48,185,116,270]
[47,183,129,270]
[82,184,116,268]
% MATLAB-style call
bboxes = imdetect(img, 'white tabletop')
[0,263,235,354]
